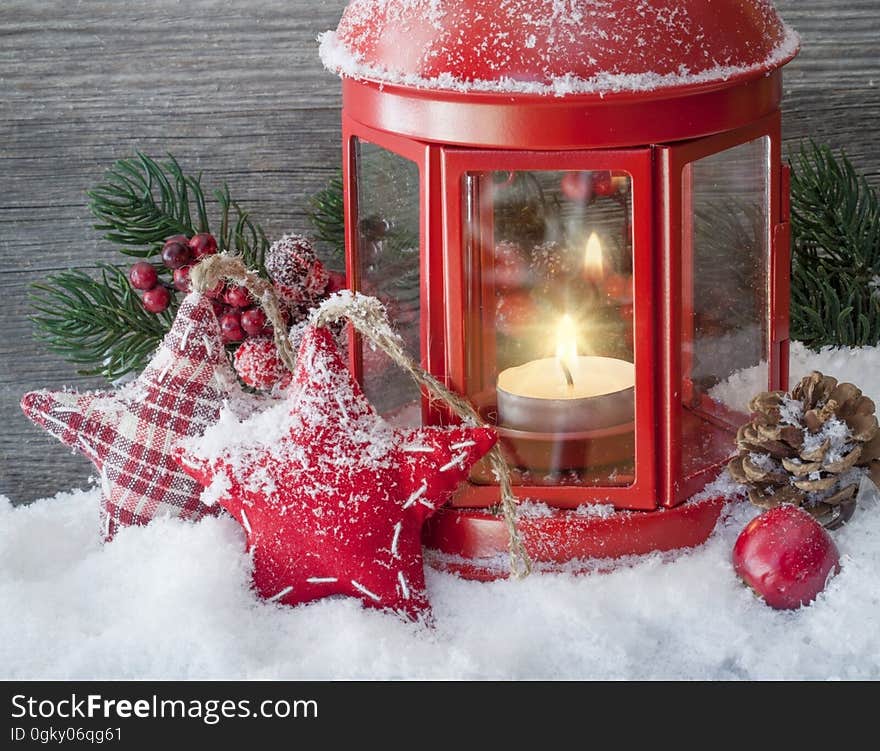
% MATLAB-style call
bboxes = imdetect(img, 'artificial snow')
[2,341,879,680]
[319,1,800,97]
[2,484,879,680]
[711,341,880,414]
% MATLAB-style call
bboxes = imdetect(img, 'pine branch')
[308,172,345,260]
[87,152,268,274]
[215,183,269,276]
[30,265,174,381]
[31,153,274,382]
[792,270,880,347]
[87,153,209,257]
[790,142,880,348]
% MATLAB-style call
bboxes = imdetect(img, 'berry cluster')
[130,230,349,389]
[128,233,218,314]
[214,285,271,344]
[128,232,279,345]
[129,232,347,391]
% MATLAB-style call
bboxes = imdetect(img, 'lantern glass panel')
[680,136,770,477]
[462,170,636,488]
[353,138,422,424]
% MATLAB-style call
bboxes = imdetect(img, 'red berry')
[173,266,192,292]
[240,307,269,337]
[560,172,593,202]
[224,285,251,308]
[188,232,218,259]
[326,270,347,294]
[219,311,245,342]
[129,262,158,291]
[142,286,171,313]
[732,505,841,610]
[161,238,192,269]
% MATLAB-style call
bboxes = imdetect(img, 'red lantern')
[322,0,799,575]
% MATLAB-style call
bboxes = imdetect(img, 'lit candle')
[583,232,604,284]
[496,315,635,433]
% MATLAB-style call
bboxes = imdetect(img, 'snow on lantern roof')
[320,0,799,97]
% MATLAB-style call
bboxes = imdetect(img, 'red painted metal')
[342,116,439,422]
[331,0,798,564]
[423,494,727,580]
[775,164,793,391]
[341,74,787,151]
[656,112,784,507]
[334,1,794,92]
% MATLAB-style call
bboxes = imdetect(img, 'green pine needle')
[87,152,268,273]
[308,172,345,260]
[87,152,209,257]
[30,265,174,381]
[790,141,880,348]
[32,152,270,382]
[214,183,269,275]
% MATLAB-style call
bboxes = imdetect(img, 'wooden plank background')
[1,1,878,504]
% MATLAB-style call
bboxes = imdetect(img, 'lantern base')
[423,495,727,581]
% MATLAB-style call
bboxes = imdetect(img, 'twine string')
[191,254,532,579]
[189,254,298,375]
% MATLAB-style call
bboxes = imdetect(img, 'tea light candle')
[496,314,635,433]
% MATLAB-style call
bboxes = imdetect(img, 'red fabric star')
[175,325,496,619]
[21,294,237,539]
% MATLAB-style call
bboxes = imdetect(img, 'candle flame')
[555,314,578,386]
[584,232,604,278]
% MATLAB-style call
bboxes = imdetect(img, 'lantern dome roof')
[320,0,799,98]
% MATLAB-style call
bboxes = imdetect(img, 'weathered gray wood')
[1,1,878,503]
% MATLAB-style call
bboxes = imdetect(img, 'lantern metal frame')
[338,31,795,571]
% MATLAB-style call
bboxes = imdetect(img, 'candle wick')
[559,359,575,388]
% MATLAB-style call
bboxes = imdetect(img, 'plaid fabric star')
[21,293,238,539]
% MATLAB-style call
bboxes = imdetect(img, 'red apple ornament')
[732,505,841,610]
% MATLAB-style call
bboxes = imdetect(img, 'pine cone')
[728,371,880,529]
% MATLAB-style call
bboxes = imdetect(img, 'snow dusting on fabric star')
[175,325,496,620]
[21,293,239,539]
